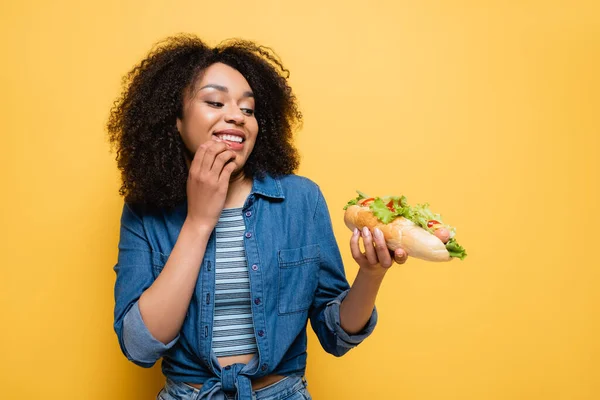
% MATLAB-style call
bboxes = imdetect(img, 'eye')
[206,101,224,108]
[241,108,255,116]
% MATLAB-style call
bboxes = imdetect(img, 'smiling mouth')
[213,133,245,143]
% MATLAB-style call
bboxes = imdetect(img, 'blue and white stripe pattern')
[212,208,258,357]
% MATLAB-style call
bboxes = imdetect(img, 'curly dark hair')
[107,33,302,211]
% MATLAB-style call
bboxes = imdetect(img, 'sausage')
[433,227,451,244]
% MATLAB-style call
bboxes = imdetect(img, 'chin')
[230,166,244,178]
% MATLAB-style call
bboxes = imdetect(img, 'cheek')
[248,120,260,140]
[181,109,218,143]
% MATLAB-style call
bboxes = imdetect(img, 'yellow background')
[1,0,598,399]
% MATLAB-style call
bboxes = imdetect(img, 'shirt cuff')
[122,301,179,365]
[324,289,378,347]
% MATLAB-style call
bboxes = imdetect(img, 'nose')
[224,107,245,125]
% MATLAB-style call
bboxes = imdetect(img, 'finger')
[373,228,392,268]
[200,140,230,173]
[189,142,209,175]
[350,228,367,265]
[393,248,408,264]
[218,158,238,183]
[361,227,378,265]
[211,149,236,174]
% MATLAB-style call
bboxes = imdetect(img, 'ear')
[176,118,183,133]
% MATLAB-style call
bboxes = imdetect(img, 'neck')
[224,171,252,209]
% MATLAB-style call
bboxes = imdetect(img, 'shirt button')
[245,211,252,217]
[254,298,261,305]
[245,232,252,238]
[260,364,268,372]
[258,330,265,337]
[251,264,258,271]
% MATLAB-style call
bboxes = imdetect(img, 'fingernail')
[353,228,359,236]
[374,228,383,239]
[362,226,370,237]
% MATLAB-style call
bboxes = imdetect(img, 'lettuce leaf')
[408,203,444,233]
[446,238,467,260]
[370,198,396,223]
[343,191,368,210]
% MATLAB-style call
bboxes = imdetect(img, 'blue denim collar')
[251,174,285,200]
[174,174,285,216]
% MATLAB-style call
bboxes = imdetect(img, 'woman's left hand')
[350,227,408,275]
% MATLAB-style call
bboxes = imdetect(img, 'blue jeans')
[157,375,312,400]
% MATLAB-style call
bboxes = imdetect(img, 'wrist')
[356,266,388,282]
[182,218,214,240]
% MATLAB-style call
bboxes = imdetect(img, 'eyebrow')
[199,84,254,98]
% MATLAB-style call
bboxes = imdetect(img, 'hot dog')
[343,191,467,262]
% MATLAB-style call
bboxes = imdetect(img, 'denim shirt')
[113,174,377,399]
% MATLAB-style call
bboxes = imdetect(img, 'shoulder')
[272,174,328,216]
[277,174,322,198]
[277,174,320,191]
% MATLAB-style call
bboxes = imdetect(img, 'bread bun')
[344,205,451,262]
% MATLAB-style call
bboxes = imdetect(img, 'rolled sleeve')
[308,188,378,357]
[113,202,179,368]
[324,289,378,347]
[122,301,179,367]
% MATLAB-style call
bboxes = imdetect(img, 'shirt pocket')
[278,244,320,315]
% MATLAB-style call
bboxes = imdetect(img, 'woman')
[107,34,407,400]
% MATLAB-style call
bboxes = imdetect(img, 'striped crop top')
[212,208,258,358]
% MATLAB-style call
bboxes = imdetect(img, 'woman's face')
[177,62,259,173]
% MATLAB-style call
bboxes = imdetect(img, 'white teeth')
[216,134,243,143]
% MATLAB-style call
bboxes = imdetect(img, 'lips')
[213,129,246,143]
[213,129,246,151]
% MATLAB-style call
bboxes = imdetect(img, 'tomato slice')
[427,220,441,228]
[361,198,375,206]
[386,200,395,212]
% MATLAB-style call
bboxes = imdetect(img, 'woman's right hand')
[185,140,237,232]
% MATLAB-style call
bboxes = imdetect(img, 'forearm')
[138,220,211,344]
[339,269,386,334]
